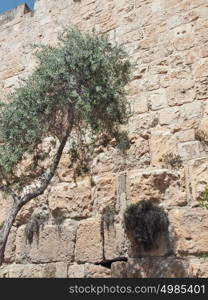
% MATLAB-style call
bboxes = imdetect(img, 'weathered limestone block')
[129,93,148,115]
[127,135,150,168]
[150,129,178,166]
[116,172,127,214]
[103,221,127,261]
[167,79,195,106]
[178,141,201,160]
[75,217,103,264]
[183,101,202,120]
[84,264,111,278]
[147,88,168,111]
[129,112,159,137]
[0,262,67,278]
[68,264,85,278]
[111,257,187,278]
[16,225,76,263]
[186,157,208,202]
[159,106,182,125]
[187,257,208,277]
[195,117,208,143]
[48,178,93,219]
[176,129,195,142]
[93,175,116,213]
[128,168,186,206]
[195,77,208,100]
[169,208,208,255]
[91,149,115,174]
[173,34,195,51]
[194,59,208,79]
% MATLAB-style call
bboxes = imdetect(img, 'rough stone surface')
[0,262,67,278]
[84,264,111,278]
[75,217,103,264]
[169,208,208,255]
[15,225,76,263]
[128,169,186,207]
[68,264,85,278]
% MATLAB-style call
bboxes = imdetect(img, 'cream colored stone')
[147,88,167,111]
[111,257,187,278]
[128,168,186,206]
[178,141,201,160]
[75,217,103,263]
[16,225,76,263]
[129,94,148,115]
[84,264,111,278]
[0,262,67,278]
[187,157,208,202]
[150,129,178,166]
[176,129,195,142]
[104,221,127,261]
[195,78,208,99]
[159,106,182,125]
[93,175,116,213]
[68,264,85,278]
[167,79,195,106]
[169,208,208,255]
[48,178,93,219]
[187,258,208,277]
[183,101,202,120]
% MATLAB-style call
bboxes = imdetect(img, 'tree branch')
[20,110,74,206]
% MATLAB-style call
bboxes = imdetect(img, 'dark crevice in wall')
[96,257,128,269]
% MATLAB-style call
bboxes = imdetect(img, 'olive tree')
[0,28,131,265]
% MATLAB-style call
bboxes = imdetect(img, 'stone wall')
[1,0,208,277]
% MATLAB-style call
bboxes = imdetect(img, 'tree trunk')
[0,110,74,266]
[0,202,23,265]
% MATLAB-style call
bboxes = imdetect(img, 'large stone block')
[169,208,208,255]
[75,217,103,264]
[147,88,168,111]
[128,168,186,206]
[150,129,179,166]
[167,79,195,107]
[103,221,127,261]
[92,175,116,213]
[186,157,208,202]
[159,106,182,125]
[68,264,85,278]
[84,264,111,278]
[187,257,208,277]
[178,141,201,160]
[16,225,76,263]
[48,178,93,219]
[0,262,67,278]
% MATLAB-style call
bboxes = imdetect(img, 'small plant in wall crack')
[162,153,183,169]
[198,185,208,210]
[123,200,169,251]
[102,205,116,230]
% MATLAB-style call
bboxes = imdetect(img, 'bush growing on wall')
[123,200,169,251]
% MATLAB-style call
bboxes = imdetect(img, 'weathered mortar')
[1,0,208,277]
